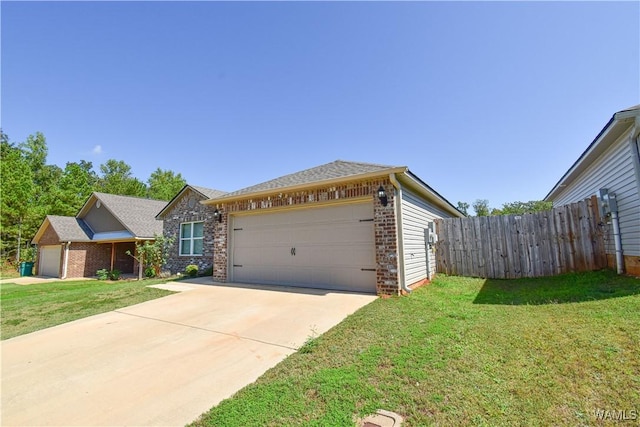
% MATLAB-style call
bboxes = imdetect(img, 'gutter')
[61,242,71,279]
[389,173,411,294]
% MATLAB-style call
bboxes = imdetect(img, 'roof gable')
[78,192,166,238]
[210,160,405,202]
[545,105,640,201]
[156,185,227,219]
[32,215,93,244]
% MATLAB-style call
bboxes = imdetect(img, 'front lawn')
[0,279,175,339]
[192,270,640,427]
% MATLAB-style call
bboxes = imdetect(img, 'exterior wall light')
[214,209,223,222]
[377,186,388,207]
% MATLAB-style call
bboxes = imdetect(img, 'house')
[545,105,640,276]
[156,185,227,275]
[202,160,464,295]
[32,192,167,278]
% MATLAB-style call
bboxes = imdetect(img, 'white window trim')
[179,221,204,256]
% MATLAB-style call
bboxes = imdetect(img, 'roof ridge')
[93,191,167,203]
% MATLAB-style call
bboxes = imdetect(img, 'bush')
[200,266,213,277]
[96,269,121,281]
[96,269,109,280]
[185,264,198,277]
[144,266,156,278]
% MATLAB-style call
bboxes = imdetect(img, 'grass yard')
[192,270,640,427]
[1,279,175,340]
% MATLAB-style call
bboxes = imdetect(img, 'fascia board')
[202,167,408,206]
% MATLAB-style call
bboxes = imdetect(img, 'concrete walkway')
[0,275,68,285]
[1,280,376,426]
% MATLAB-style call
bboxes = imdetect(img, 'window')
[180,222,204,256]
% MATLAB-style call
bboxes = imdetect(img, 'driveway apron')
[1,282,376,426]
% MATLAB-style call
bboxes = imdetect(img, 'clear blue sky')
[2,1,639,211]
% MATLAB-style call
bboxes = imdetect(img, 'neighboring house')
[202,160,463,295]
[545,105,640,276]
[156,185,227,275]
[32,192,167,278]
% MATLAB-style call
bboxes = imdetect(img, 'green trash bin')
[19,261,34,277]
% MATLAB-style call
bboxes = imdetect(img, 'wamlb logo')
[594,408,638,421]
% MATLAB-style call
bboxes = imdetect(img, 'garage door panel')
[231,202,376,293]
[39,246,61,277]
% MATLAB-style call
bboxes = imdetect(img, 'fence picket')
[435,198,607,279]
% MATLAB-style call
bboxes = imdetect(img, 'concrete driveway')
[1,280,376,426]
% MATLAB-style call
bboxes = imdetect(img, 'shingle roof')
[91,193,166,238]
[215,160,402,200]
[45,215,94,242]
[190,185,227,199]
[156,185,227,219]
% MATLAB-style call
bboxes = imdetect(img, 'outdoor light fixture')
[213,209,223,222]
[377,186,388,207]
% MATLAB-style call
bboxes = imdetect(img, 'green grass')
[0,279,175,339]
[192,270,640,427]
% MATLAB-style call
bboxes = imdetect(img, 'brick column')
[212,207,228,282]
[374,181,400,295]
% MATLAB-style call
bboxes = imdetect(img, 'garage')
[39,245,61,277]
[230,202,377,293]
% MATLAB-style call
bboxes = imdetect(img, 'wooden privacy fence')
[435,197,608,279]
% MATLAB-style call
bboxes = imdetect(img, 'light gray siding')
[551,130,640,257]
[400,188,451,284]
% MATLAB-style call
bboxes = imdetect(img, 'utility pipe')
[389,173,411,294]
[610,209,624,274]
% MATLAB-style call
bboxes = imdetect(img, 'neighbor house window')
[180,221,204,256]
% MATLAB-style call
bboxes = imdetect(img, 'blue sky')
[2,1,639,211]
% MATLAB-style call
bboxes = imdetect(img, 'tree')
[472,199,491,217]
[127,235,175,279]
[48,161,99,216]
[493,200,553,216]
[1,134,36,262]
[147,168,186,201]
[97,159,147,197]
[456,201,470,216]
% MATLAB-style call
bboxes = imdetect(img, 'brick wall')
[211,178,400,295]
[161,188,216,275]
[66,243,111,278]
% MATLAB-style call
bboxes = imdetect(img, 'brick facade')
[35,224,137,278]
[210,178,400,295]
[162,188,217,275]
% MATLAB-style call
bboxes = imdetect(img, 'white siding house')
[400,187,451,284]
[545,105,640,275]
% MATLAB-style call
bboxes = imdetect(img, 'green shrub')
[144,266,156,278]
[185,264,198,277]
[200,266,213,277]
[109,269,121,280]
[96,269,109,280]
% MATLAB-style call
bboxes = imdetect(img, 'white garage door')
[231,202,377,293]
[39,245,61,277]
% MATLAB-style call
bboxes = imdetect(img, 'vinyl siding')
[551,130,640,257]
[401,188,451,284]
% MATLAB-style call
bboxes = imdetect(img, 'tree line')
[1,131,187,264]
[456,199,552,217]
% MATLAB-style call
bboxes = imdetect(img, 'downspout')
[609,193,624,274]
[61,242,71,279]
[389,173,411,294]
[611,209,624,274]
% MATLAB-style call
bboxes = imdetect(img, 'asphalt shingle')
[46,216,93,242]
[216,160,401,199]
[91,193,166,238]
